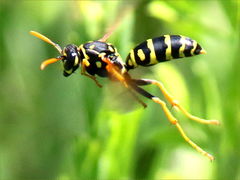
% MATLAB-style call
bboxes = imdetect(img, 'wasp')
[30,30,219,160]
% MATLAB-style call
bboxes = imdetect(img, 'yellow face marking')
[147,39,158,64]
[65,69,73,74]
[89,45,95,49]
[191,40,197,55]
[164,35,172,60]
[74,56,79,66]
[96,61,102,68]
[137,49,145,61]
[129,49,138,67]
[179,35,186,57]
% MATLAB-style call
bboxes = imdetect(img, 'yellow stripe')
[108,46,115,52]
[147,39,158,64]
[79,45,86,57]
[127,59,133,66]
[137,49,145,61]
[164,35,172,60]
[79,45,90,67]
[179,35,186,58]
[129,49,137,67]
[191,40,197,55]
[83,59,90,67]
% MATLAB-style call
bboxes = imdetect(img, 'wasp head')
[30,31,81,77]
[61,44,80,77]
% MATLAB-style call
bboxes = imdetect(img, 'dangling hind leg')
[130,84,215,161]
[128,89,147,108]
[132,79,219,125]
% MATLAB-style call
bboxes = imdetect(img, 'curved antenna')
[40,57,63,70]
[30,31,62,54]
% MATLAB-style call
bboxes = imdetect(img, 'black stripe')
[170,35,182,58]
[152,36,167,62]
[183,37,194,57]
[125,54,134,70]
[133,41,150,66]
[194,43,202,55]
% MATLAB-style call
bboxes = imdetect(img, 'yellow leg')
[141,79,219,125]
[152,97,214,161]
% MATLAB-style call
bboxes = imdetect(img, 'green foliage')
[0,0,239,179]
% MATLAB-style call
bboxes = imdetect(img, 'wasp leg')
[81,59,102,88]
[130,84,214,161]
[99,56,146,108]
[82,72,102,88]
[128,89,147,108]
[132,79,219,125]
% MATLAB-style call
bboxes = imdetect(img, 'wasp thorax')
[62,44,80,77]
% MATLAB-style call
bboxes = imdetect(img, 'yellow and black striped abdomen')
[125,35,206,70]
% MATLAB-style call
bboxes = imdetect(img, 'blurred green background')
[0,0,239,179]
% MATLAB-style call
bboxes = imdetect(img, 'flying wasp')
[30,28,219,161]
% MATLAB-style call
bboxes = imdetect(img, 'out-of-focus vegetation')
[0,0,239,179]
